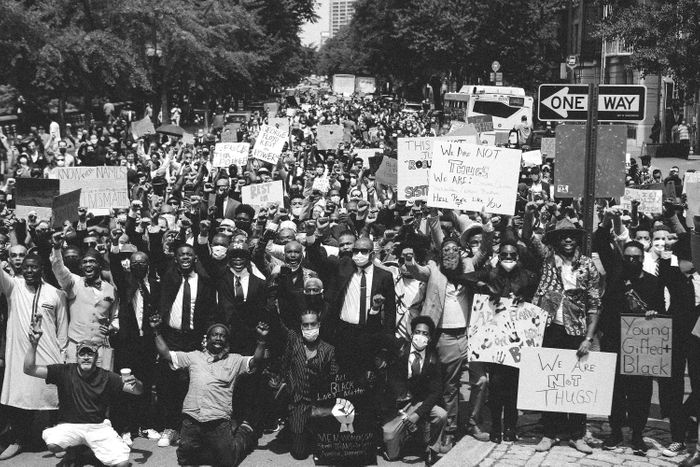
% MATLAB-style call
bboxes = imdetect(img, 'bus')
[443,85,533,140]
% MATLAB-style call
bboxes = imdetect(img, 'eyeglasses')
[442,246,460,253]
[77,348,96,357]
[499,252,518,260]
[353,248,371,255]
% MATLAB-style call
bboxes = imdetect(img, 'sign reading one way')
[538,84,646,122]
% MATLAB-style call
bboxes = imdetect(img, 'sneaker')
[0,443,22,460]
[631,436,648,456]
[662,442,686,457]
[466,426,490,442]
[569,438,593,454]
[603,430,623,450]
[157,429,177,447]
[439,433,455,454]
[121,432,133,448]
[535,437,557,452]
[142,428,161,440]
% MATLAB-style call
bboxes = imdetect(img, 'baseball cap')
[76,341,99,354]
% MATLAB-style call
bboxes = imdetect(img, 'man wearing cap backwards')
[24,323,143,467]
[51,232,118,370]
[149,317,268,466]
[0,252,67,460]
[527,216,601,454]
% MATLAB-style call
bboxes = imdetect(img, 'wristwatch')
[584,336,593,342]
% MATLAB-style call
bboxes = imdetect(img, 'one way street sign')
[538,84,646,122]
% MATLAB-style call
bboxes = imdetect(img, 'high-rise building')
[330,0,356,37]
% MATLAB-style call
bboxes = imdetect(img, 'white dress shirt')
[232,268,250,301]
[132,281,151,336]
[408,348,426,378]
[169,272,198,330]
[340,265,374,325]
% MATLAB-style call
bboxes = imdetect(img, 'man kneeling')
[24,317,143,467]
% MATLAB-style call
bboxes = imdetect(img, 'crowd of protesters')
[0,90,699,467]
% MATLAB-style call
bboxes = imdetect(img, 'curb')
[435,437,495,467]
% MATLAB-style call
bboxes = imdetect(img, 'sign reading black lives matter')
[620,314,672,377]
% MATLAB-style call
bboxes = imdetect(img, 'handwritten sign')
[52,189,81,228]
[241,180,284,207]
[620,188,663,214]
[53,166,129,211]
[428,142,521,215]
[467,115,494,133]
[541,137,556,159]
[251,124,287,165]
[375,157,397,187]
[15,178,60,220]
[317,124,344,151]
[620,314,672,377]
[522,150,543,167]
[213,143,250,167]
[268,117,289,134]
[517,348,616,416]
[397,137,432,201]
[467,294,548,368]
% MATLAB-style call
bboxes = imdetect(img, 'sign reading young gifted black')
[620,315,672,377]
[517,348,616,416]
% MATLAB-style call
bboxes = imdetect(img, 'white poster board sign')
[517,348,617,416]
[54,166,129,212]
[251,124,287,165]
[620,315,672,377]
[522,150,543,167]
[375,157,397,187]
[213,143,250,167]
[427,142,521,215]
[241,180,284,207]
[620,188,663,214]
[268,117,289,134]
[317,125,344,151]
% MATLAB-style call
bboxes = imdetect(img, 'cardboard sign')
[467,294,548,368]
[53,166,129,211]
[375,157,397,187]
[620,188,663,214]
[251,124,287,165]
[241,180,284,207]
[427,142,521,215]
[541,137,556,159]
[213,143,250,167]
[317,124,344,151]
[467,115,494,133]
[620,314,672,377]
[268,117,289,134]
[522,150,543,167]
[221,124,240,143]
[15,178,60,220]
[517,348,616,416]
[130,117,155,138]
[52,189,81,228]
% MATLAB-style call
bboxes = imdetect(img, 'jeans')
[177,416,256,467]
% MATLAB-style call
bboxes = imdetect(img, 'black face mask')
[235,219,251,232]
[131,263,148,278]
[623,260,643,279]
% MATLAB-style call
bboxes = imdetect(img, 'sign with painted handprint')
[467,294,548,368]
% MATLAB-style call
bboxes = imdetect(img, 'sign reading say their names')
[251,124,287,165]
[517,348,616,416]
[620,314,672,378]
[213,143,250,167]
[427,141,521,215]
[53,166,129,211]
[467,294,548,368]
[241,180,284,207]
[620,188,663,214]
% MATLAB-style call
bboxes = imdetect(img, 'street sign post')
[538,84,646,122]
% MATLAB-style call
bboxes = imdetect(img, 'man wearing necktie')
[156,244,218,448]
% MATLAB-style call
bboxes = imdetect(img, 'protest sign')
[354,149,378,169]
[427,141,521,215]
[263,102,279,116]
[467,294,548,368]
[397,137,432,201]
[251,124,287,165]
[51,189,81,228]
[182,132,195,145]
[374,157,397,187]
[317,124,344,151]
[620,314,672,378]
[130,117,155,138]
[268,117,289,134]
[620,188,663,214]
[221,124,239,143]
[241,180,284,207]
[15,178,60,220]
[517,348,616,416]
[213,143,250,167]
[54,166,129,211]
[522,150,543,167]
[541,137,556,159]
[467,115,494,133]
[447,121,478,140]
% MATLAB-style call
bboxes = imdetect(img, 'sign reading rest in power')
[538,84,646,122]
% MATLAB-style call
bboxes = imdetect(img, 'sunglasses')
[499,252,518,260]
[77,348,96,357]
[353,248,371,255]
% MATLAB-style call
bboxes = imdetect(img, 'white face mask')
[500,259,517,272]
[352,252,370,267]
[211,245,227,260]
[291,207,303,217]
[412,334,429,352]
[302,328,319,342]
[652,238,666,255]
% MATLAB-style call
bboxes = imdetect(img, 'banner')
[130,117,155,139]
[427,141,521,215]
[522,150,543,167]
[374,157,397,187]
[620,314,672,377]
[241,180,284,207]
[620,188,663,214]
[517,348,617,416]
[268,117,289,134]
[213,143,250,167]
[52,189,81,228]
[467,115,494,133]
[541,137,556,159]
[15,178,60,220]
[467,294,548,368]
[317,125,344,151]
[53,166,129,211]
[251,124,287,165]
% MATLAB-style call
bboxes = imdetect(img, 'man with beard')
[150,318,266,466]
[530,218,601,454]
[0,252,67,460]
[51,234,118,370]
[404,238,489,451]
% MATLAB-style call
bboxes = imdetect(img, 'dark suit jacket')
[387,348,442,420]
[207,194,240,220]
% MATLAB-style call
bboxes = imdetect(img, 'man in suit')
[383,316,445,464]
[207,177,240,221]
[109,246,161,444]
[156,244,218,448]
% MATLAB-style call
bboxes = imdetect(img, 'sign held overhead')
[538,84,646,122]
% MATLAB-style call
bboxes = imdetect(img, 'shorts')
[42,419,130,466]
